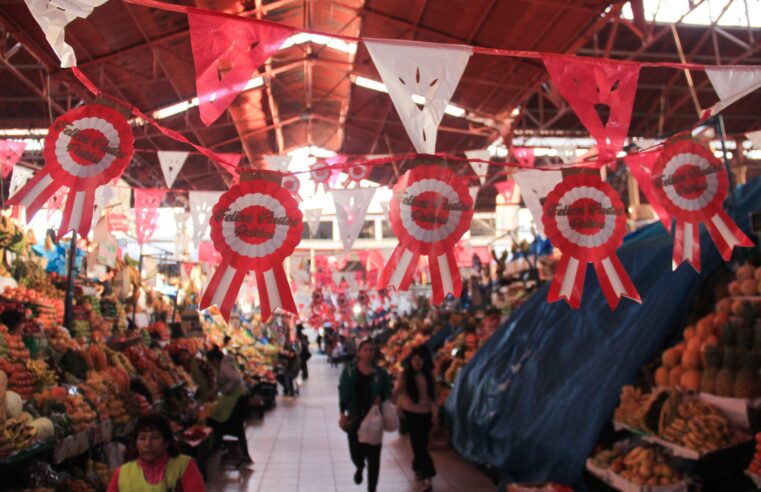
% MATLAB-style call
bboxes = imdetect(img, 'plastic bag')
[357,405,384,445]
[381,400,398,432]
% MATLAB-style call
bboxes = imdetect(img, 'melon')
[669,366,684,388]
[30,417,54,440]
[680,369,702,392]
[683,349,702,370]
[18,411,33,423]
[738,264,755,281]
[662,348,681,369]
[742,279,757,296]
[655,367,669,387]
[5,390,22,418]
[696,318,715,339]
[729,281,742,296]
[716,298,732,315]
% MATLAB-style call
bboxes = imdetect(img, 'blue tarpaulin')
[445,178,761,487]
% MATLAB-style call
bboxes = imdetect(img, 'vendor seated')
[108,413,205,492]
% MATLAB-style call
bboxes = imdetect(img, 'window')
[470,218,496,237]
[381,220,396,238]
[358,220,375,239]
[302,220,334,239]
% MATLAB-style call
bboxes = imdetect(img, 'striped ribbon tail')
[256,265,298,322]
[672,221,701,272]
[57,188,97,239]
[704,209,754,262]
[546,255,587,309]
[377,244,420,293]
[5,168,58,222]
[593,255,641,310]
[428,250,461,305]
[199,257,246,322]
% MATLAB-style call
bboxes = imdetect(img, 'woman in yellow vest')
[107,414,205,492]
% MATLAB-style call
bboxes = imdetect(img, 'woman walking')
[108,413,205,492]
[338,339,392,492]
[393,345,438,491]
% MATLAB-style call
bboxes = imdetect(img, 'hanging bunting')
[624,150,671,230]
[199,179,303,321]
[344,163,371,186]
[134,188,167,245]
[542,174,640,309]
[0,140,27,178]
[650,139,752,271]
[331,187,377,251]
[557,145,577,163]
[377,165,473,304]
[464,149,490,184]
[216,153,243,182]
[543,55,640,165]
[746,130,761,149]
[468,186,479,206]
[157,151,189,188]
[364,39,473,154]
[303,207,323,237]
[512,147,535,168]
[310,163,332,192]
[6,104,134,239]
[175,210,191,257]
[263,155,293,173]
[188,12,292,125]
[704,66,761,117]
[379,200,390,224]
[513,169,563,237]
[189,191,223,250]
[494,180,518,204]
[24,0,109,68]
[92,185,116,227]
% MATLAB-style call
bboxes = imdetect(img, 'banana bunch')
[26,359,58,387]
[661,400,731,452]
[3,417,38,451]
[614,386,648,429]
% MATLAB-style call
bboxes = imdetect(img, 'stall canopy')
[445,177,761,487]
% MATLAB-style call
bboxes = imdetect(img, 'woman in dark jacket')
[338,339,392,492]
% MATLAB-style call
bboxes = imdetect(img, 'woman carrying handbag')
[338,339,392,492]
[393,345,438,492]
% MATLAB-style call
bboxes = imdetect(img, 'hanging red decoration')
[542,174,640,309]
[650,140,752,271]
[7,104,134,238]
[199,179,303,321]
[134,188,167,245]
[543,55,640,166]
[310,163,332,192]
[344,163,371,186]
[281,174,301,198]
[378,165,474,304]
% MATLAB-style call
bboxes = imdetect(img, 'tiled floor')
[206,354,497,492]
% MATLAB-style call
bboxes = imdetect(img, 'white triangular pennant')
[364,39,472,154]
[303,208,323,237]
[513,169,563,238]
[264,155,294,173]
[175,210,191,257]
[557,146,577,163]
[747,130,761,149]
[469,186,480,206]
[189,191,222,250]
[24,0,108,68]
[9,166,34,197]
[158,151,189,189]
[705,66,761,115]
[380,201,390,224]
[465,149,490,184]
[92,185,116,228]
[331,187,376,251]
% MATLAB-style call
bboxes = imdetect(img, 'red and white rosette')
[199,180,303,321]
[344,163,370,187]
[378,165,473,304]
[310,163,331,192]
[7,104,133,238]
[542,174,640,310]
[651,140,752,271]
[281,174,301,199]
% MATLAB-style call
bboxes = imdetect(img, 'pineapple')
[734,352,761,399]
[701,346,721,394]
[716,348,738,397]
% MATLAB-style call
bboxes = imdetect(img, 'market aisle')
[206,354,496,492]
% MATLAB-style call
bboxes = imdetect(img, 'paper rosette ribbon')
[542,174,640,309]
[378,165,473,304]
[651,140,752,271]
[7,104,134,238]
[345,163,370,186]
[199,180,303,321]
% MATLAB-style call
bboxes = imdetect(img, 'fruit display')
[379,323,432,374]
[748,433,761,478]
[148,321,170,341]
[0,358,36,400]
[590,442,685,487]
[0,325,30,361]
[653,263,761,399]
[25,359,58,388]
[614,387,736,455]
[61,479,96,492]
[2,415,38,453]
